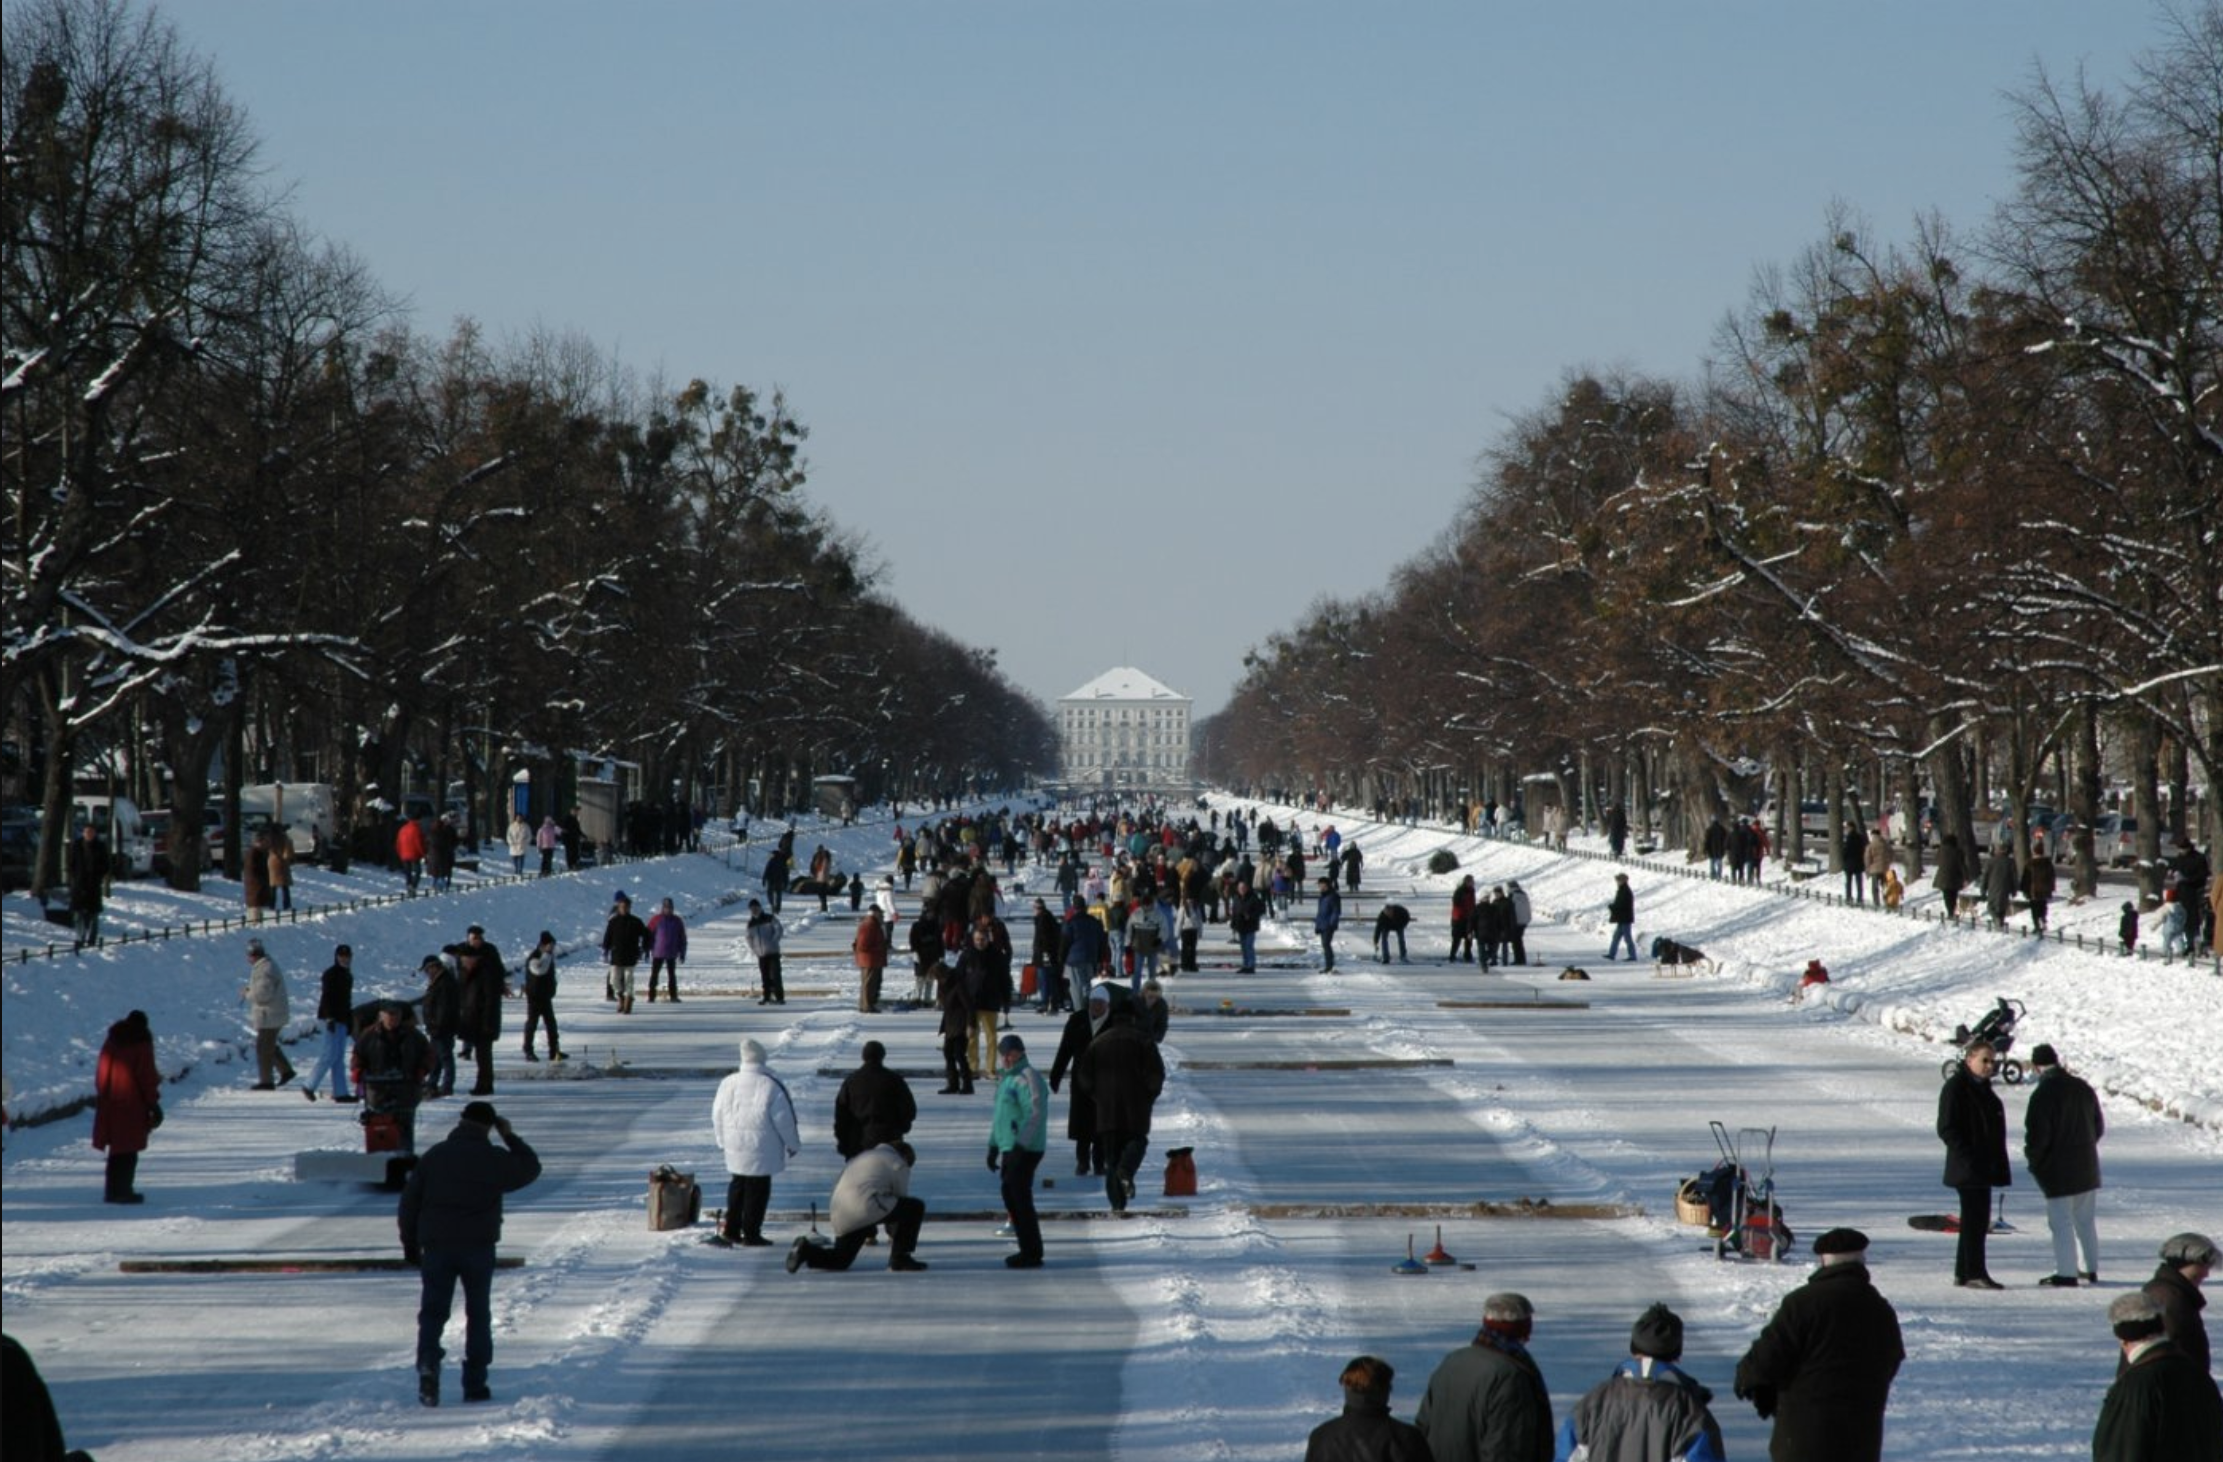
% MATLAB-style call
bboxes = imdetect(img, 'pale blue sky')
[164,0,2151,715]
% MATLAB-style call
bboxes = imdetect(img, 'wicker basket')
[1674,1178,1710,1227]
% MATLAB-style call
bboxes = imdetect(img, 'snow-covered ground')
[3,798,2217,1461]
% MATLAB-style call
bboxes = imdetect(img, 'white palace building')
[1056,667,1194,793]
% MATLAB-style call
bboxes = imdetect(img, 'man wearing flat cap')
[1734,1228,1903,1462]
[2138,1231,2216,1376]
[398,1100,541,1407]
[1557,1303,1725,1462]
[1414,1292,1552,1462]
[2090,1289,2223,1462]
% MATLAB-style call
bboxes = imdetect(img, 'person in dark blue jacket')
[1313,878,1342,972]
[399,1102,541,1407]
[1059,899,1107,1013]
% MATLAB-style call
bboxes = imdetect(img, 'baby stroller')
[1703,1121,1791,1263]
[1940,997,2026,1084]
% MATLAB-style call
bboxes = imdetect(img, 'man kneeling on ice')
[788,1139,928,1273]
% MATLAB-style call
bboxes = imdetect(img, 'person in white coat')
[788,1141,927,1273]
[243,938,296,1090]
[710,1039,800,1246]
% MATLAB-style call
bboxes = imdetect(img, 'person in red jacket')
[94,1009,162,1204]
[395,815,427,894]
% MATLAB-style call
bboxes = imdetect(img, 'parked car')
[69,794,154,878]
[145,810,214,875]
[2096,813,2178,868]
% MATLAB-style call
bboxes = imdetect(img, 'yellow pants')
[973,1010,1000,1075]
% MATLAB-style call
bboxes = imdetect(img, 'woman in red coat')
[93,1009,161,1204]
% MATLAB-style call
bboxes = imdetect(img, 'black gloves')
[1738,1383,1777,1420]
[986,1145,1001,1172]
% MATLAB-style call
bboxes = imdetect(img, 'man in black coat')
[67,823,108,953]
[1734,1228,1904,1462]
[1704,817,1729,879]
[1841,822,1870,903]
[601,892,649,1013]
[936,938,982,1095]
[1931,833,1968,916]
[1373,903,1412,964]
[2022,1042,2103,1286]
[832,1041,916,1158]
[2091,1290,2223,1462]
[1605,874,1637,962]
[1228,880,1265,973]
[1048,987,1106,1176]
[419,954,461,1098]
[452,926,509,1097]
[1305,1355,1434,1462]
[908,909,945,1008]
[1936,1042,2011,1287]
[1029,898,1063,1012]
[1074,1002,1164,1213]
[398,1101,540,1407]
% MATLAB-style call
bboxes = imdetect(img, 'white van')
[70,795,155,878]
[236,783,339,860]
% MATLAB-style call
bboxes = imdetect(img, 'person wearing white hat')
[710,1039,799,1247]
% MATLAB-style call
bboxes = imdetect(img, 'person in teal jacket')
[987,1033,1050,1269]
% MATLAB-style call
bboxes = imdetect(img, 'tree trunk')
[223,700,247,881]
[1898,753,1925,879]
[1824,759,1846,874]
[31,672,75,903]
[2070,702,2101,899]
[2129,717,2163,902]
[1926,713,1978,858]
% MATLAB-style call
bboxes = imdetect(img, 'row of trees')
[4,0,1055,894]
[1200,7,2221,892]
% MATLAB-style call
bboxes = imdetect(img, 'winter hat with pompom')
[1629,1303,1684,1361]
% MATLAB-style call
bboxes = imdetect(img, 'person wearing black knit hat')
[1557,1302,1726,1462]
[2090,1290,2223,1462]
[1736,1228,1904,1462]
[2021,1041,2104,1287]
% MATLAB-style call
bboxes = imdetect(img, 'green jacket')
[991,1057,1049,1153]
